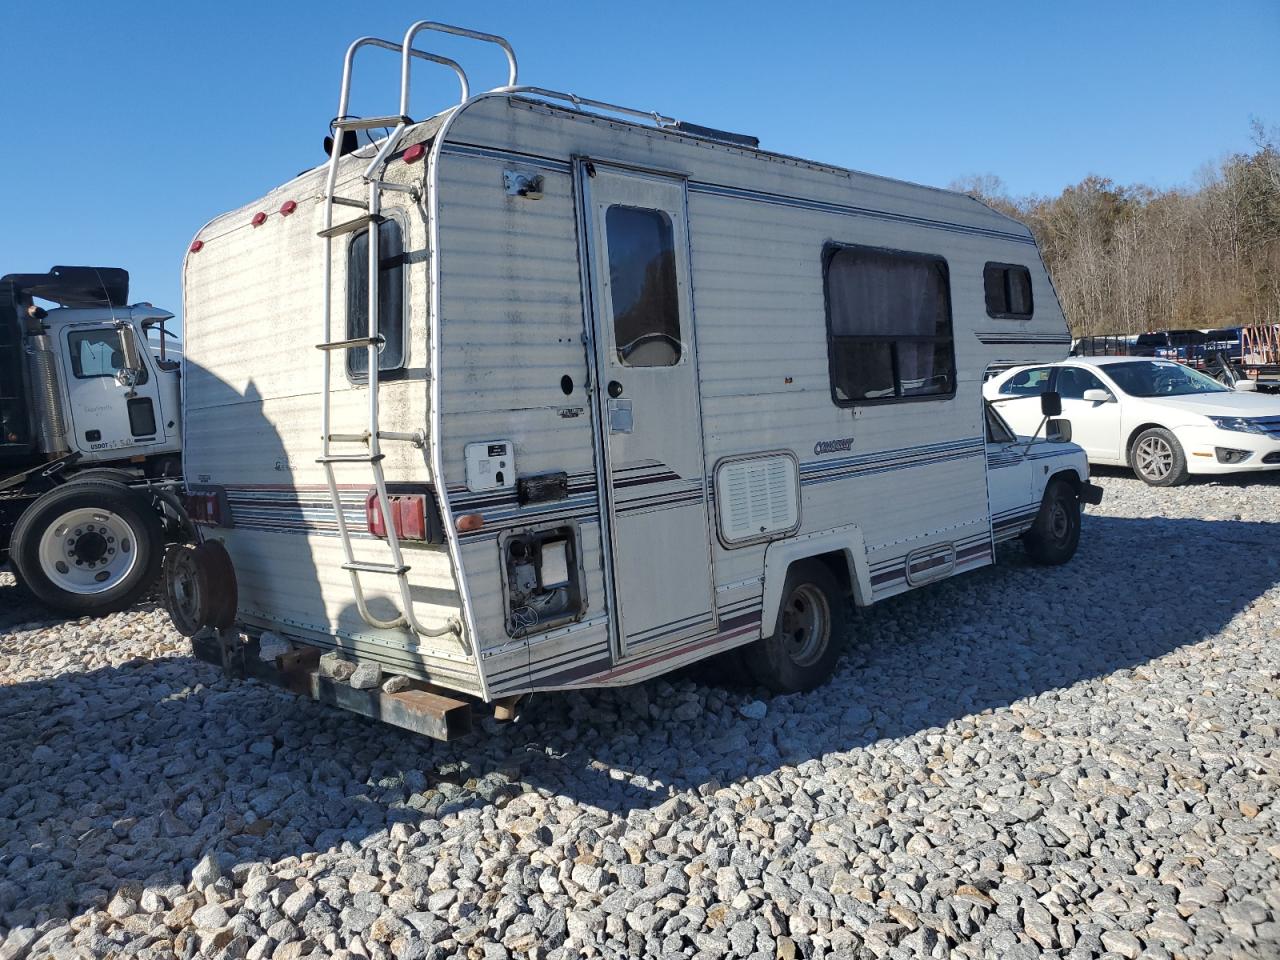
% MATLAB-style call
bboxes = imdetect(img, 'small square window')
[983,262,1034,320]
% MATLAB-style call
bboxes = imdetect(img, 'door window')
[67,329,148,384]
[1056,366,1107,400]
[998,366,1051,396]
[604,206,681,367]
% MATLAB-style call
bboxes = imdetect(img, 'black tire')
[10,480,164,616]
[163,540,238,637]
[66,467,143,486]
[1022,478,1082,565]
[742,560,847,694]
[1129,426,1189,486]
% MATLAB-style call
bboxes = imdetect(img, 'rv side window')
[604,206,681,367]
[983,263,1034,320]
[346,218,406,379]
[823,245,955,404]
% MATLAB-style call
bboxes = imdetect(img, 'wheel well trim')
[1126,422,1171,457]
[760,525,869,633]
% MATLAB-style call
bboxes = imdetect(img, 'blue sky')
[2,1,1276,324]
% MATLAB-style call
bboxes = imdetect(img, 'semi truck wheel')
[742,560,847,694]
[1022,478,1081,566]
[10,480,164,616]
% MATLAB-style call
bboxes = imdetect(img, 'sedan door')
[1055,366,1122,462]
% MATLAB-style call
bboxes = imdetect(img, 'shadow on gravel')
[2,515,1278,928]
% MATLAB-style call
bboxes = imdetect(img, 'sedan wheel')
[1130,427,1189,486]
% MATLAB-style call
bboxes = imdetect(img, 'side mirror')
[1081,388,1113,404]
[1046,418,1072,443]
[1234,380,1258,392]
[1040,391,1062,418]
[113,321,144,394]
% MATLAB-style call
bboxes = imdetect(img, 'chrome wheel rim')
[37,507,139,595]
[781,583,830,667]
[1136,436,1173,481]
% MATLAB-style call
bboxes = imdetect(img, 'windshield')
[1104,360,1231,397]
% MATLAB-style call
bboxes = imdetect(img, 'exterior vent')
[715,453,799,546]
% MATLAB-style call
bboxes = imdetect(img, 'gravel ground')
[2,472,1279,960]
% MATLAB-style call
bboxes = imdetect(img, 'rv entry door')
[580,163,716,657]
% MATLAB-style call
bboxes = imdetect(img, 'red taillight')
[402,143,426,164]
[366,492,427,541]
[280,200,297,216]
[189,240,204,253]
[251,212,267,227]
[185,489,231,527]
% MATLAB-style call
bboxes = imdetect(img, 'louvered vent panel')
[716,455,799,544]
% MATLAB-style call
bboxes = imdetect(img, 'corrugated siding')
[434,150,607,685]
[433,95,1071,692]
[182,121,472,687]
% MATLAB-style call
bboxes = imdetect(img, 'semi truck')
[1,266,186,614]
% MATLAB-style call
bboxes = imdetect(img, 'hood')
[1150,391,1280,420]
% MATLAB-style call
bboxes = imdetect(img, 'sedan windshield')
[1103,360,1231,397]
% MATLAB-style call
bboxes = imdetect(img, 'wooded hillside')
[953,122,1280,337]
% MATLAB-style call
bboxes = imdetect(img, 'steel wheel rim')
[781,583,830,667]
[1048,501,1071,542]
[1136,436,1173,480]
[37,506,139,595]
[169,554,202,625]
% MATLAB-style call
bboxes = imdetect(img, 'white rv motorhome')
[167,21,1101,738]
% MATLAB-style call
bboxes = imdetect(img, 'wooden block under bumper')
[191,632,473,740]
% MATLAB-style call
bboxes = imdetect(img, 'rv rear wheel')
[10,480,164,616]
[1022,478,1081,566]
[743,560,847,694]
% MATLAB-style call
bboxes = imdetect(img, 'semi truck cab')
[1,266,184,614]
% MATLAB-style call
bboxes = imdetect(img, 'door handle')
[607,380,623,398]
[607,398,633,434]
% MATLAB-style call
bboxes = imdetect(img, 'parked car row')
[985,357,1280,485]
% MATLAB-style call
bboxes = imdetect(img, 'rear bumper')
[1078,482,1104,506]
[191,630,474,741]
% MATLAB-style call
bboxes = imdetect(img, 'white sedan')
[983,357,1280,485]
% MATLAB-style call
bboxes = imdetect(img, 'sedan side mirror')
[1046,418,1072,443]
[1040,391,1062,417]
[1234,380,1258,392]
[1081,388,1113,403]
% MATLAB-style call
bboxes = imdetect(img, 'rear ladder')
[315,24,518,638]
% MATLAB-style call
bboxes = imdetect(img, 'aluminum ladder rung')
[331,197,368,210]
[369,180,417,195]
[325,431,422,444]
[316,453,386,464]
[316,335,385,351]
[343,560,411,575]
[332,114,413,131]
[317,214,384,239]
